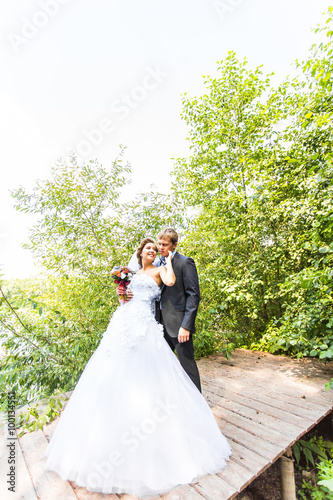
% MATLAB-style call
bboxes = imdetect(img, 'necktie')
[159,257,166,266]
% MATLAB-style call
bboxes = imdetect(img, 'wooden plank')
[200,367,328,415]
[200,353,333,402]
[213,409,283,459]
[226,450,261,476]
[19,429,77,500]
[204,387,302,438]
[122,494,163,500]
[227,441,272,479]
[221,402,333,457]
[202,382,313,428]
[218,458,254,494]
[15,430,39,500]
[203,377,324,421]
[161,483,207,499]
[192,473,236,500]
[0,424,38,500]
[42,418,59,442]
[293,406,333,442]
[215,419,276,462]
[214,403,296,444]
[72,483,120,499]
[122,495,146,500]
[227,377,330,411]
[219,437,268,474]
[0,424,10,499]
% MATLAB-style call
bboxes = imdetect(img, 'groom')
[155,228,201,393]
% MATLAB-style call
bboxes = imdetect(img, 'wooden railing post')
[279,448,296,500]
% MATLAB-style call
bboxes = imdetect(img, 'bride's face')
[141,243,157,263]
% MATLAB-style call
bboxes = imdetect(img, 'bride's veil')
[128,251,141,271]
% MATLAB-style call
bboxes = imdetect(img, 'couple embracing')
[125,227,201,393]
[44,228,231,498]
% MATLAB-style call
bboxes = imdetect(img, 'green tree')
[255,8,333,357]
[173,50,293,346]
[1,150,183,411]
[173,8,333,357]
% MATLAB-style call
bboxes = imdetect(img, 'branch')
[0,286,74,366]
[0,318,62,366]
[0,286,33,335]
[76,181,112,266]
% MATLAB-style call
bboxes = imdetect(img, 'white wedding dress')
[44,274,231,498]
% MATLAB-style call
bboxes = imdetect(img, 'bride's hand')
[165,251,173,264]
[159,251,176,286]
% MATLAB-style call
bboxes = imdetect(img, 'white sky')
[0,0,331,279]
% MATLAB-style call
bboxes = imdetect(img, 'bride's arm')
[159,251,176,286]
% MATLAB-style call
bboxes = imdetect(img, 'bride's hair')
[137,238,157,266]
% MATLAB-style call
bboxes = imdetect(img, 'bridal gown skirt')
[44,275,231,498]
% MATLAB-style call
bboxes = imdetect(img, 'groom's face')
[158,238,177,257]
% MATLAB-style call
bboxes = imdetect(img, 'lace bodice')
[102,273,163,356]
[128,273,161,303]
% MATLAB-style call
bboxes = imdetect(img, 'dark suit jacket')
[156,252,200,338]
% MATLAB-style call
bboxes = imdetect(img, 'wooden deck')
[1,348,333,500]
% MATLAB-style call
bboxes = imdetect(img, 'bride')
[44,238,231,498]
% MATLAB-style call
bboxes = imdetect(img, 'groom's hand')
[178,327,190,343]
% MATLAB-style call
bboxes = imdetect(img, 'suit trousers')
[161,318,202,393]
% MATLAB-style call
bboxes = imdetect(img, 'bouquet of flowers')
[111,266,135,303]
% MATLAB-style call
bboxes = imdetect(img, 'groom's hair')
[136,238,157,266]
[157,228,178,245]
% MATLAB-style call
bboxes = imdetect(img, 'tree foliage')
[173,8,333,358]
